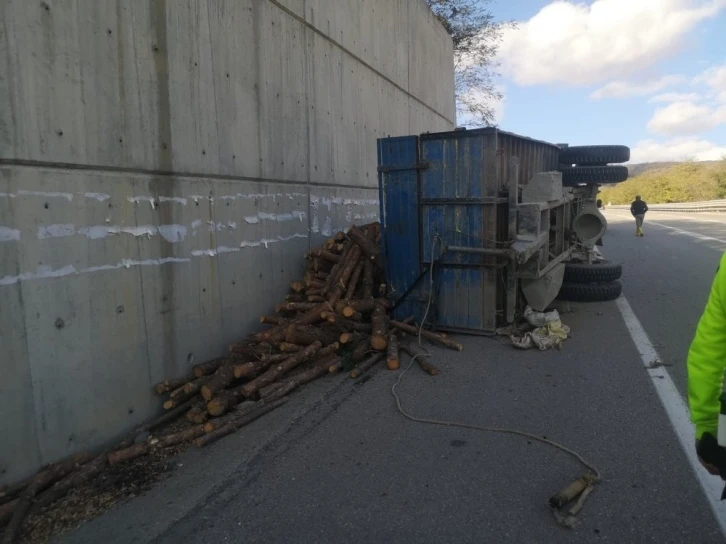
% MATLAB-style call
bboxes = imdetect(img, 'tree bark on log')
[193,359,222,378]
[241,342,322,398]
[387,334,400,370]
[312,342,340,361]
[186,400,208,424]
[207,385,246,417]
[339,331,367,345]
[285,293,305,302]
[401,345,440,376]
[195,398,289,448]
[256,302,331,344]
[200,362,235,401]
[107,443,149,466]
[323,241,352,295]
[274,302,318,313]
[183,377,209,396]
[163,388,198,410]
[314,271,329,280]
[285,324,338,346]
[307,295,326,302]
[352,339,371,362]
[391,321,464,351]
[260,315,287,326]
[345,261,364,300]
[0,499,18,528]
[342,297,390,317]
[350,353,385,378]
[347,225,384,270]
[290,281,305,293]
[362,259,374,298]
[308,249,341,263]
[203,401,260,433]
[33,453,108,510]
[327,246,361,306]
[279,342,302,353]
[228,343,273,359]
[370,303,388,351]
[154,377,189,395]
[233,359,274,380]
[328,314,372,333]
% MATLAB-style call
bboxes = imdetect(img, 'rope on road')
[389,235,602,526]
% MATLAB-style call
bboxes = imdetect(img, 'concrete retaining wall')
[0,0,454,484]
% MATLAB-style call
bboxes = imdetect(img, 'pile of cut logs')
[0,221,463,543]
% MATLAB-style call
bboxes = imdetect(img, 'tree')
[425,0,511,126]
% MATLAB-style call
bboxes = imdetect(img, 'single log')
[391,321,463,351]
[200,361,235,401]
[307,295,326,302]
[233,359,273,380]
[258,382,284,400]
[285,293,305,302]
[195,398,289,448]
[207,385,246,417]
[306,288,323,297]
[153,425,205,449]
[275,302,318,313]
[308,249,341,263]
[401,344,440,376]
[312,342,340,361]
[285,324,338,346]
[279,342,302,353]
[311,258,333,273]
[339,331,367,345]
[323,241,352,295]
[371,303,389,351]
[108,443,149,466]
[342,297,390,317]
[328,359,343,373]
[260,315,287,326]
[314,271,329,280]
[345,261,365,300]
[228,343,273,359]
[323,238,335,250]
[33,453,108,509]
[163,388,197,410]
[0,499,18,528]
[290,281,305,293]
[183,376,209,395]
[328,314,372,333]
[204,402,258,433]
[193,359,223,378]
[305,279,326,290]
[260,353,292,364]
[352,339,371,362]
[169,383,189,401]
[328,245,361,306]
[362,259,374,298]
[334,231,346,242]
[154,377,188,395]
[387,334,400,370]
[350,353,385,379]
[186,400,208,424]
[347,225,384,270]
[241,342,322,398]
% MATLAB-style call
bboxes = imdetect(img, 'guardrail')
[607,200,726,213]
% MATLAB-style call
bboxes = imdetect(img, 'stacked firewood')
[0,221,464,543]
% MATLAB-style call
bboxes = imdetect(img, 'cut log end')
[371,335,388,351]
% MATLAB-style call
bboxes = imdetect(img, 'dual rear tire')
[558,261,622,302]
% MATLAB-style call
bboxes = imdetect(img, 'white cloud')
[647,100,726,135]
[631,138,726,163]
[499,0,726,86]
[649,92,702,103]
[696,65,726,89]
[590,76,686,99]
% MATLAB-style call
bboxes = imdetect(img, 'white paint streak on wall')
[240,233,308,249]
[38,224,76,239]
[191,219,203,235]
[0,193,16,198]
[244,216,260,224]
[127,196,156,209]
[321,217,333,237]
[191,246,241,257]
[83,192,111,202]
[0,265,78,286]
[0,227,21,241]
[77,226,112,240]
[17,190,74,201]
[207,221,237,232]
[158,224,187,243]
[246,211,306,224]
[158,196,187,205]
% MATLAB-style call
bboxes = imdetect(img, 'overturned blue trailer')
[377,128,628,334]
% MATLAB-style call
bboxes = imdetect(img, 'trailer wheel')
[560,166,629,186]
[557,281,622,302]
[560,145,630,165]
[564,261,622,283]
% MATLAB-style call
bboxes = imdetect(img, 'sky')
[485,0,726,163]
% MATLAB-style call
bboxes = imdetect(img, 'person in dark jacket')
[631,195,649,237]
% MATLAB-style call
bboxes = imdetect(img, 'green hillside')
[600,160,726,205]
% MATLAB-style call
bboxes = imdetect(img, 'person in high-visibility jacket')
[688,255,726,475]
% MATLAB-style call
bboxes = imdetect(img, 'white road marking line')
[647,221,726,244]
[616,296,726,535]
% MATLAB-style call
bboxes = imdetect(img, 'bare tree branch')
[426,0,514,126]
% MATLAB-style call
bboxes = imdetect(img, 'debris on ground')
[509,307,570,351]
[0,221,463,543]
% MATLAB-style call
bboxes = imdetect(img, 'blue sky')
[484,0,726,163]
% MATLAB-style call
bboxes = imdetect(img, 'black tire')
[564,261,622,283]
[560,145,630,165]
[558,281,622,302]
[560,166,629,186]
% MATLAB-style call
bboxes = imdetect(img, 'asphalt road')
[62,210,726,544]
